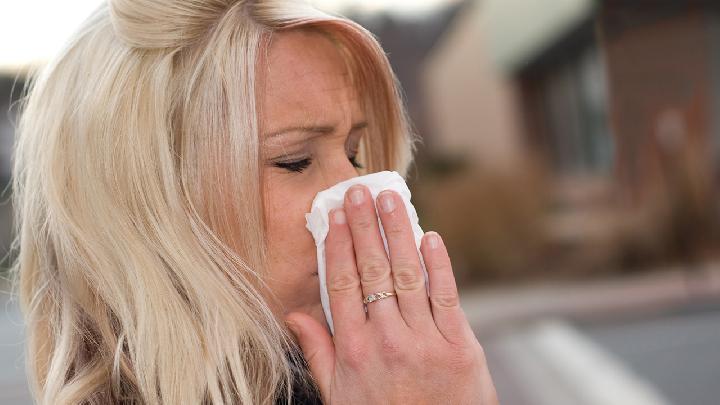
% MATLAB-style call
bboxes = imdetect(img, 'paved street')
[463,265,720,405]
[479,301,720,405]
[581,300,720,405]
[0,288,32,405]
[1,266,719,405]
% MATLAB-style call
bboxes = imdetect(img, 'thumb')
[285,312,335,393]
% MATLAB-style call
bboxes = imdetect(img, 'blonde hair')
[10,0,417,404]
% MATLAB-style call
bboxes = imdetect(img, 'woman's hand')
[285,184,499,405]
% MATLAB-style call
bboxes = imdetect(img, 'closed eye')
[273,158,312,173]
[273,154,363,173]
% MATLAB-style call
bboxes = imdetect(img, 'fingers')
[376,190,434,331]
[325,207,367,337]
[344,185,405,328]
[420,231,474,345]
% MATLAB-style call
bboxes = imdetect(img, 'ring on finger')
[363,291,397,305]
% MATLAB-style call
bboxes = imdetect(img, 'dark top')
[275,351,323,405]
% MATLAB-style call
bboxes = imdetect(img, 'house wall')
[421,1,525,173]
[708,10,720,172]
[598,4,716,205]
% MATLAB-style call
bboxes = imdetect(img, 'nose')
[318,152,361,190]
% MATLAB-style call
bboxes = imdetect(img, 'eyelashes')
[273,158,312,173]
[273,154,364,173]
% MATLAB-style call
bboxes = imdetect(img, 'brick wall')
[598,3,717,206]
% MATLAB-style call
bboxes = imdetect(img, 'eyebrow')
[263,121,368,141]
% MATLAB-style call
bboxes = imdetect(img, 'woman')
[11,0,499,404]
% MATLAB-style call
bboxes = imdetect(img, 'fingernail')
[379,191,395,213]
[428,232,441,249]
[333,208,346,225]
[285,319,300,336]
[349,186,365,205]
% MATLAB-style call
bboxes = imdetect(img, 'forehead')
[257,29,364,133]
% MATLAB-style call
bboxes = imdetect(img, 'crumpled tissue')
[305,170,429,335]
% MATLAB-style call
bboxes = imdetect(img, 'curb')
[460,264,720,336]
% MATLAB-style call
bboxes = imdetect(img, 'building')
[419,0,720,279]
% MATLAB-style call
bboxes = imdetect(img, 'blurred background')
[1,0,719,404]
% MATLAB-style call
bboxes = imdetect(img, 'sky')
[0,0,456,72]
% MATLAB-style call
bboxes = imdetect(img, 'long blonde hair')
[10,0,417,403]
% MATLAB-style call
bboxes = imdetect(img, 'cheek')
[266,200,306,244]
[263,176,317,262]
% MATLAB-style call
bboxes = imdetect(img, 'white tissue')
[305,170,429,335]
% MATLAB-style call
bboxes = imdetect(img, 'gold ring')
[363,291,397,304]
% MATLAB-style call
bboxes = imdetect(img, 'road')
[1,271,719,405]
[0,290,32,405]
[580,299,720,405]
[479,300,720,405]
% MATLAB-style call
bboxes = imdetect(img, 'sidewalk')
[459,262,720,336]
[484,318,674,405]
[459,263,720,405]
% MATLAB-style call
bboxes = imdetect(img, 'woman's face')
[258,29,366,332]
